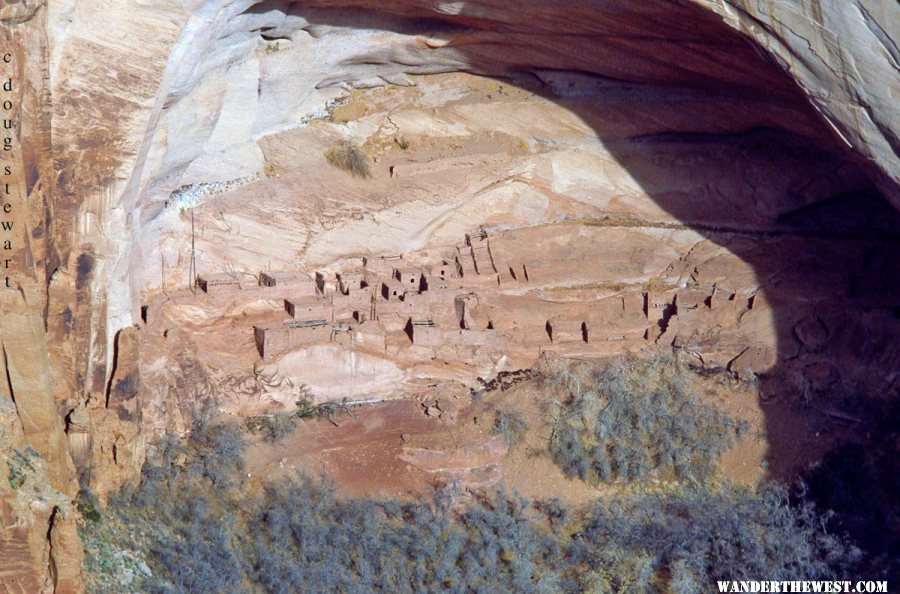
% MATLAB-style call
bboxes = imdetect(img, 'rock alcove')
[0,0,897,590]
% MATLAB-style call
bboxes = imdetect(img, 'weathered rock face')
[1,0,897,590]
[0,402,83,593]
[1,6,83,592]
[694,0,899,203]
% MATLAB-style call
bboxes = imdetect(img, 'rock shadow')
[242,0,900,576]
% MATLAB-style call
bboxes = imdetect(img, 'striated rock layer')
[0,0,897,590]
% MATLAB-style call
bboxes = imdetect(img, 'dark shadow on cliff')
[247,0,900,578]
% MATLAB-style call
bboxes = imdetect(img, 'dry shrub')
[491,407,530,448]
[547,355,748,484]
[324,142,370,178]
[245,414,297,443]
[80,406,858,593]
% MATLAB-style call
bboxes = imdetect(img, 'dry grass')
[642,276,676,293]
[330,100,367,124]
[324,143,371,178]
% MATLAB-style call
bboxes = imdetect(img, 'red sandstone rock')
[2,0,897,588]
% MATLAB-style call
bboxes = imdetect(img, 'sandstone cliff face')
[1,0,897,590]
[0,403,83,593]
[1,5,83,591]
[695,0,899,203]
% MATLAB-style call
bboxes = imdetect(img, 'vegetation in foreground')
[546,356,748,484]
[80,358,866,593]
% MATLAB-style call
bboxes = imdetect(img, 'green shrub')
[5,446,39,490]
[547,356,747,484]
[6,454,29,490]
[294,397,319,419]
[76,492,103,523]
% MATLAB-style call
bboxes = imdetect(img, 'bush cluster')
[244,398,358,442]
[78,404,857,593]
[547,356,748,484]
[570,485,858,591]
[5,446,39,490]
